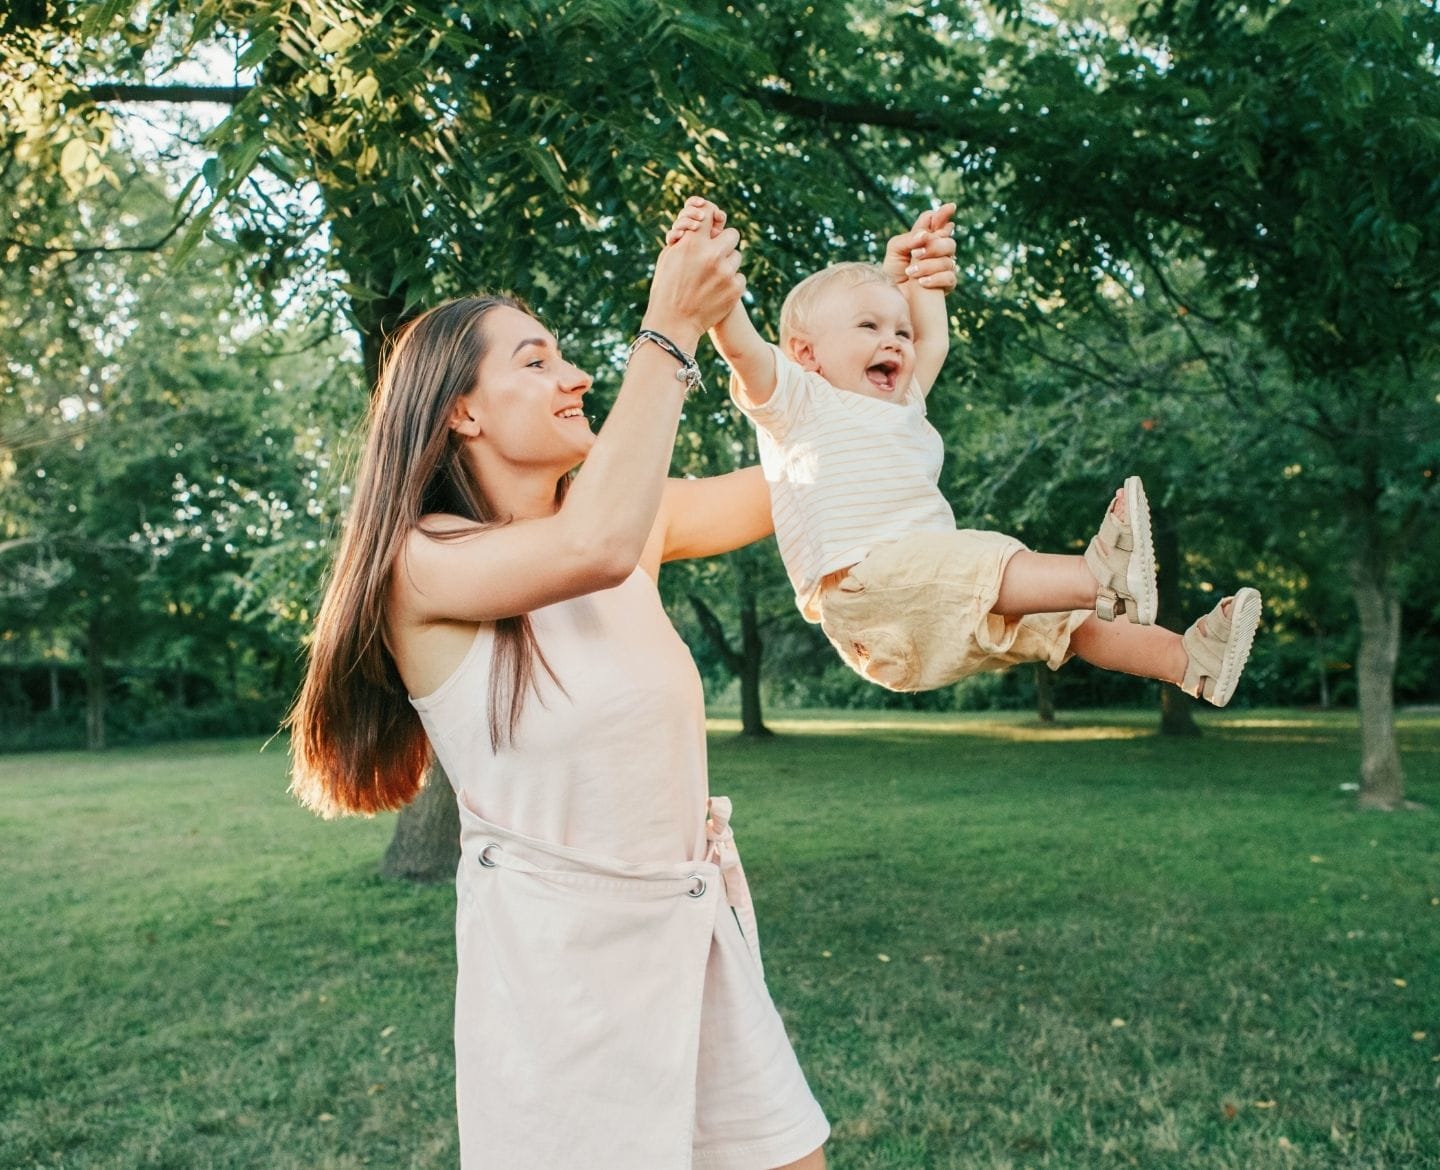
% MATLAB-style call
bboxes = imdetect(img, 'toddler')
[668,197,1261,706]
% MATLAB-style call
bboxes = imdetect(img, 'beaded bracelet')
[626,329,705,396]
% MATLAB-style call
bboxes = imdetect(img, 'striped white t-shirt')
[734,346,957,622]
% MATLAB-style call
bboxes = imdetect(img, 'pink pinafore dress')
[410,568,829,1170]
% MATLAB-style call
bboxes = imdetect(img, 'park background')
[2,1,1437,1167]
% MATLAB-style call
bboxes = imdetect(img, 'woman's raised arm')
[394,204,745,626]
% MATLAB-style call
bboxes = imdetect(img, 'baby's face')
[792,282,916,401]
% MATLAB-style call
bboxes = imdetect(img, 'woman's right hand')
[642,198,744,347]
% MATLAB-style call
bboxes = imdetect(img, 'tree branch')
[5,201,198,259]
[0,537,50,558]
[834,140,912,231]
[687,593,742,674]
[4,209,192,258]
[1008,326,1133,394]
[0,534,145,559]
[752,87,974,140]
[67,84,252,107]
[1133,246,1224,326]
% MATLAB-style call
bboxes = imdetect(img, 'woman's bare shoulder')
[391,514,487,618]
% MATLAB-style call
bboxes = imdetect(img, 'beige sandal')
[1181,588,1263,707]
[1084,475,1157,624]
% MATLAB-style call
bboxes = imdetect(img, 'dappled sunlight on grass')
[775,717,1153,743]
[706,714,1151,742]
[1220,717,1335,729]
[707,707,1440,751]
[948,721,1151,742]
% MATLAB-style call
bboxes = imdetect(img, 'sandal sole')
[1123,475,1158,625]
[1208,587,1263,708]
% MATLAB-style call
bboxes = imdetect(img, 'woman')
[287,201,852,1170]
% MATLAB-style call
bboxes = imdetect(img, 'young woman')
[287,202,963,1169]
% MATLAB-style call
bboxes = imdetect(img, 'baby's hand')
[665,196,728,246]
[884,202,957,292]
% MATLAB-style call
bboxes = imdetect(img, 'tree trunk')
[1155,520,1200,737]
[49,664,61,713]
[1160,687,1202,737]
[688,581,772,739]
[736,588,771,738]
[1033,663,1055,723]
[358,293,410,394]
[84,610,105,750]
[381,762,462,882]
[1315,629,1331,710]
[1350,532,1406,810]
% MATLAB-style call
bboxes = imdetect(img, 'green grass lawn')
[2,709,1437,1169]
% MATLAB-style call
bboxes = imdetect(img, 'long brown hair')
[286,295,562,818]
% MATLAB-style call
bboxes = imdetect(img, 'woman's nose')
[563,363,593,394]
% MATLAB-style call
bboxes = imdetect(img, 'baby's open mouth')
[866,360,899,392]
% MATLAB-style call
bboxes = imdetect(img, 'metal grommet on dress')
[687,873,706,898]
[478,843,501,868]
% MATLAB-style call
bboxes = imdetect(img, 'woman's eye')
[527,359,546,369]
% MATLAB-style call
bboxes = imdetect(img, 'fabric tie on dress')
[704,795,763,974]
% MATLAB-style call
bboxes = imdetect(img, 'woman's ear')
[448,393,482,438]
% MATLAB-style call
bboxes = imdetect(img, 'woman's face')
[455,307,596,472]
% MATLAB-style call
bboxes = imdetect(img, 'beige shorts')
[818,529,1091,692]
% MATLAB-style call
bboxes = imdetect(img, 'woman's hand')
[665,195,727,245]
[643,199,744,347]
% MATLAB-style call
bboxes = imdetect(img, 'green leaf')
[319,23,362,54]
[170,197,222,268]
[1235,138,1261,179]
[238,31,279,70]
[59,138,91,180]
[1372,4,1407,49]
[259,152,298,185]
[80,0,133,38]
[226,135,267,185]
[530,146,565,195]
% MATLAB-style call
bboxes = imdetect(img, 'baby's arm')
[883,203,957,397]
[709,300,776,407]
[667,199,777,406]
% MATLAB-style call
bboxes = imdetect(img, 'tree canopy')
[3,0,1437,809]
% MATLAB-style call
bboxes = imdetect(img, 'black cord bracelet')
[626,329,705,396]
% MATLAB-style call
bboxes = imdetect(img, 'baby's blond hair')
[779,262,895,353]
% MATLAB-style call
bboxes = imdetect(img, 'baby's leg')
[1067,615,1187,684]
[1066,591,1263,707]
[994,479,1156,623]
[992,549,1099,616]
[993,490,1123,616]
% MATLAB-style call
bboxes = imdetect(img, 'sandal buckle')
[1096,589,1119,622]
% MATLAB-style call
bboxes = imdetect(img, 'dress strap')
[704,795,764,974]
